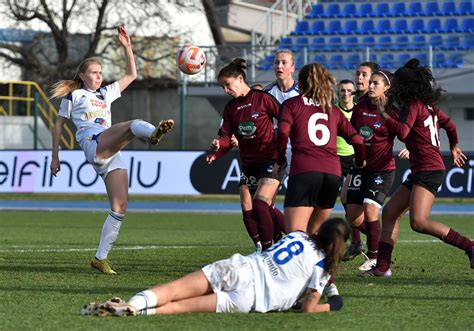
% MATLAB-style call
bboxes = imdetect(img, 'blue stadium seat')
[415,52,428,66]
[357,3,373,17]
[375,3,391,17]
[325,36,342,51]
[458,1,473,15]
[341,3,357,18]
[291,21,310,35]
[345,36,359,51]
[326,20,343,34]
[433,53,446,68]
[376,19,392,34]
[392,3,407,17]
[279,37,293,49]
[393,19,410,34]
[295,55,305,69]
[398,53,411,66]
[442,1,457,16]
[425,2,442,16]
[446,53,464,68]
[444,18,460,33]
[369,53,378,63]
[380,54,396,69]
[307,4,324,18]
[430,35,443,48]
[324,3,341,18]
[442,35,461,50]
[258,54,275,70]
[359,20,376,34]
[327,54,344,69]
[377,36,392,50]
[427,18,442,33]
[411,35,427,50]
[311,21,326,35]
[362,36,376,48]
[342,20,359,34]
[310,37,325,51]
[462,35,474,50]
[394,35,409,50]
[344,54,362,69]
[313,54,327,66]
[408,2,424,16]
[293,37,309,51]
[410,19,425,33]
[460,18,474,32]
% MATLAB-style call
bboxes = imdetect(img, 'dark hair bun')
[231,58,247,70]
[405,58,420,69]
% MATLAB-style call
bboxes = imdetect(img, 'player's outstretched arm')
[117,25,137,92]
[301,288,343,313]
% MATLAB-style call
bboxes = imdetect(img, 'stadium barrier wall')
[0,150,473,197]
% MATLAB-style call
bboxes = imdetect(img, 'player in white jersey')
[82,217,349,316]
[50,25,174,275]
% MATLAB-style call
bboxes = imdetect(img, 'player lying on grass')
[82,217,349,316]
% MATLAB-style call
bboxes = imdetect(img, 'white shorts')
[202,254,255,313]
[81,138,127,179]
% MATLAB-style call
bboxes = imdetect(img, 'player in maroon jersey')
[361,59,472,277]
[206,58,284,252]
[346,70,402,273]
[275,63,366,236]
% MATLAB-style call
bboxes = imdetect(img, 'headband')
[376,71,391,87]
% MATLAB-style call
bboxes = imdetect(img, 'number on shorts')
[308,113,330,146]
[349,174,362,188]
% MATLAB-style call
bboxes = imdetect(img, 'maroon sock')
[444,228,471,252]
[252,199,274,250]
[242,210,260,245]
[356,222,367,235]
[366,220,381,259]
[271,207,286,242]
[327,275,335,285]
[376,241,394,272]
[351,226,361,246]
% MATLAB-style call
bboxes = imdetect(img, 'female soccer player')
[82,217,350,316]
[346,70,401,272]
[50,25,174,275]
[275,63,365,236]
[361,59,472,277]
[206,58,284,252]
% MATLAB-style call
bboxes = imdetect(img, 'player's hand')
[398,148,410,160]
[230,134,239,149]
[206,154,216,165]
[373,95,388,112]
[118,25,131,48]
[451,145,467,167]
[209,138,220,152]
[50,158,60,176]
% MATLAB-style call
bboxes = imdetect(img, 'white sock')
[95,211,124,260]
[139,308,156,316]
[128,290,158,311]
[130,119,155,139]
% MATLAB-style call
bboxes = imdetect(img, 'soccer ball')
[176,45,206,75]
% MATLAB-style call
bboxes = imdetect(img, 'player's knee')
[112,200,128,214]
[409,216,427,233]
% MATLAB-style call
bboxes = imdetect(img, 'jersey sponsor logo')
[237,103,252,110]
[362,111,377,117]
[238,121,257,139]
[369,189,379,196]
[359,126,374,141]
[94,118,107,125]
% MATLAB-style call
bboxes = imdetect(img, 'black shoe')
[342,243,364,261]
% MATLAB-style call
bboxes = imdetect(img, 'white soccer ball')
[176,45,206,75]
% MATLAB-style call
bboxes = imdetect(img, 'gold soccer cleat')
[150,119,174,145]
[91,258,117,275]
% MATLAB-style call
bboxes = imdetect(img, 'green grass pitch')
[0,210,472,330]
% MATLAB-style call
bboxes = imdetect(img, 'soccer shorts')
[346,170,395,208]
[339,154,354,178]
[284,172,340,209]
[239,160,281,195]
[81,134,127,179]
[402,170,445,195]
[202,254,255,313]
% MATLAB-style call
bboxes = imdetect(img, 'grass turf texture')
[0,211,472,330]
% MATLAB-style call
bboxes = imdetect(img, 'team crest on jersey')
[238,121,256,139]
[359,126,374,141]
[373,176,383,185]
[94,118,106,125]
[95,94,104,100]
[373,122,383,129]
[251,111,260,119]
